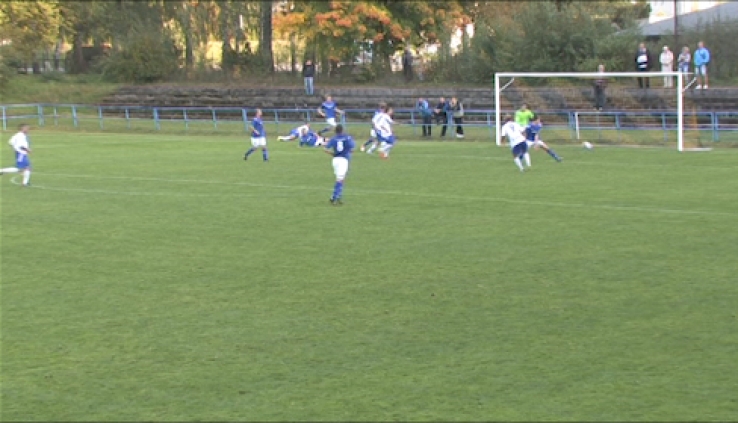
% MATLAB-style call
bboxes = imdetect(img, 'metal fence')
[1,103,737,144]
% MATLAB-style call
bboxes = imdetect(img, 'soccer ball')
[582,141,594,150]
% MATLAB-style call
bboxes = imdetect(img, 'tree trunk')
[182,3,194,70]
[289,32,297,74]
[259,0,274,73]
[71,32,87,74]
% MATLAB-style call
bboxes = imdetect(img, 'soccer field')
[2,131,737,421]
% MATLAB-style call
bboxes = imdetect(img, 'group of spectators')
[594,40,711,110]
[634,40,711,89]
[416,97,465,139]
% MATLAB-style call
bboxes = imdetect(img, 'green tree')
[260,0,274,72]
[58,1,111,73]
[98,27,180,83]
[0,1,62,67]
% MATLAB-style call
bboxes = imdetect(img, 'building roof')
[639,1,738,36]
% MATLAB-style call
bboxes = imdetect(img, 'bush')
[97,30,180,83]
[0,61,14,93]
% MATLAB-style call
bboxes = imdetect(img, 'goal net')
[494,71,711,152]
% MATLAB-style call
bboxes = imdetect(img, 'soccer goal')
[494,71,711,152]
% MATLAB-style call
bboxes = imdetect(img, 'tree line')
[3,0,734,86]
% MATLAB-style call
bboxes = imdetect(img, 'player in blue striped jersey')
[244,109,269,161]
[525,116,562,162]
[323,124,355,205]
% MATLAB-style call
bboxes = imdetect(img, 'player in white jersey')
[278,123,310,141]
[500,115,531,172]
[369,106,396,159]
[362,102,386,153]
[1,123,33,186]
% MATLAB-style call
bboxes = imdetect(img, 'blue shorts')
[16,152,30,168]
[511,142,528,157]
[289,129,300,137]
[379,134,396,145]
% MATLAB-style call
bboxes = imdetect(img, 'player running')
[1,123,33,187]
[244,109,269,162]
[373,105,396,160]
[501,115,531,172]
[525,116,562,162]
[317,95,344,135]
[324,124,355,205]
[361,102,385,153]
[278,123,310,141]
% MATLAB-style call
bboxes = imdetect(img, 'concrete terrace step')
[101,86,738,112]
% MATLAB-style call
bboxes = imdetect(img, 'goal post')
[494,71,703,152]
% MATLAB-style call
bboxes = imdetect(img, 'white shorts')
[526,140,542,149]
[695,65,708,76]
[326,118,337,127]
[251,137,267,147]
[314,136,326,147]
[332,157,349,180]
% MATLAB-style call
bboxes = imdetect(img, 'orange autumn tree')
[281,0,467,74]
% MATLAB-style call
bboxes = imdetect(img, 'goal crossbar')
[494,71,689,151]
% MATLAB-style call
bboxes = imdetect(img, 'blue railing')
[1,103,737,143]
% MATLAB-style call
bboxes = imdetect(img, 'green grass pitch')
[1,128,737,421]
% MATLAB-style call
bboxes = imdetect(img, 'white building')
[647,0,725,24]
[639,1,738,36]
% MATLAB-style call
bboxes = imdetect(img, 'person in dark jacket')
[635,43,652,89]
[402,49,414,82]
[303,59,315,95]
[450,97,464,138]
[435,97,451,137]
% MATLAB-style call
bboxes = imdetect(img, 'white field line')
[13,172,737,218]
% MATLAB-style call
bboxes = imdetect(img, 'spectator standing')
[434,97,447,125]
[635,42,653,89]
[436,97,451,137]
[677,46,691,87]
[303,59,315,95]
[694,41,710,90]
[593,64,607,111]
[402,49,414,82]
[660,46,674,88]
[416,97,432,137]
[450,97,464,139]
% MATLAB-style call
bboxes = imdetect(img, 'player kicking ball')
[501,115,531,172]
[244,109,269,162]
[525,116,562,162]
[278,123,310,142]
[1,123,33,186]
[323,124,355,205]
